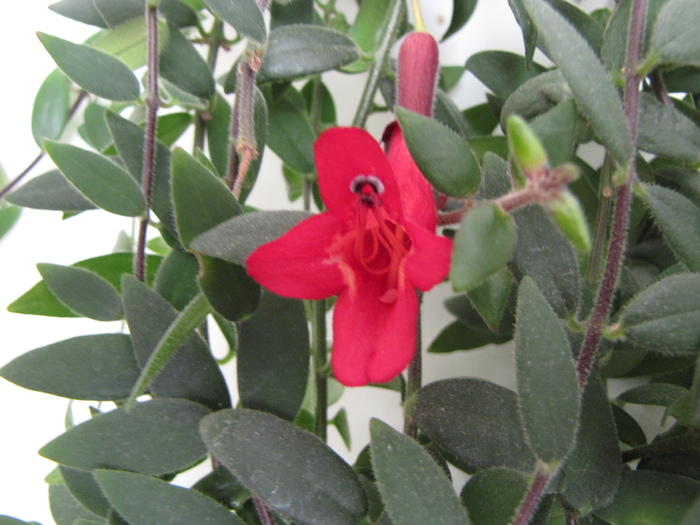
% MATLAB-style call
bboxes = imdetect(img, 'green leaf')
[649,0,700,68]
[32,69,71,146]
[191,465,251,509]
[450,202,517,292]
[37,263,123,321]
[594,470,700,525]
[0,334,139,401]
[500,70,573,127]
[558,373,621,513]
[153,246,200,310]
[95,470,245,525]
[49,484,103,525]
[191,210,313,265]
[5,170,96,212]
[611,404,647,448]
[0,206,21,241]
[206,92,232,177]
[156,112,192,147]
[428,320,512,353]
[529,99,578,167]
[270,0,314,28]
[619,273,700,355]
[159,26,215,99]
[466,267,512,332]
[44,140,145,217]
[203,0,266,43]
[396,107,480,198]
[370,419,470,525]
[8,253,160,317]
[49,0,108,27]
[443,0,478,41]
[348,0,391,54]
[238,291,309,421]
[411,378,536,473]
[515,277,579,464]
[37,32,140,101]
[78,102,112,152]
[465,51,546,101]
[638,93,700,162]
[200,408,367,524]
[265,88,315,173]
[40,398,210,475]
[198,256,261,322]
[91,16,169,70]
[258,25,360,83]
[122,277,231,411]
[507,0,537,65]
[522,0,631,166]
[460,468,528,525]
[618,383,688,407]
[60,466,110,518]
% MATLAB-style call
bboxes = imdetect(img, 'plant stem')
[193,18,224,153]
[576,0,646,388]
[135,5,161,282]
[254,496,276,525]
[403,304,422,438]
[352,0,404,128]
[512,469,550,525]
[585,154,615,284]
[312,299,328,442]
[622,428,700,463]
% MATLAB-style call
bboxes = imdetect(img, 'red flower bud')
[396,32,439,117]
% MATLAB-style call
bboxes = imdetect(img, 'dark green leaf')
[93,0,147,27]
[450,202,516,292]
[159,26,215,99]
[156,112,192,146]
[258,25,360,83]
[620,273,700,355]
[50,484,103,525]
[8,253,160,317]
[546,0,605,54]
[515,277,579,464]
[37,32,140,101]
[60,466,111,518]
[206,92,232,177]
[411,378,536,473]
[650,0,700,68]
[611,405,647,448]
[5,170,96,212]
[198,256,261,322]
[44,140,145,217]
[529,99,578,167]
[154,247,200,310]
[95,470,245,525]
[203,0,266,43]
[200,408,367,525]
[522,0,631,165]
[32,69,71,147]
[40,398,210,475]
[78,102,111,152]
[37,263,123,321]
[122,276,232,411]
[460,468,528,525]
[463,103,498,137]
[49,0,108,27]
[465,51,546,101]
[466,267,512,332]
[443,0,478,41]
[435,90,472,138]
[428,319,512,353]
[500,70,573,126]
[265,88,315,173]
[396,107,480,198]
[558,373,621,513]
[507,0,537,65]
[618,383,688,407]
[0,334,139,401]
[0,206,21,241]
[370,419,470,525]
[594,470,700,525]
[238,291,309,421]
[191,465,251,509]
[191,210,313,265]
[638,93,700,162]
[270,0,314,29]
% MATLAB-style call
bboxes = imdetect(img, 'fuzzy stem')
[352,0,404,128]
[576,0,645,388]
[403,303,422,438]
[512,470,550,525]
[312,299,328,442]
[228,55,259,199]
[585,154,615,284]
[254,496,276,525]
[622,429,700,463]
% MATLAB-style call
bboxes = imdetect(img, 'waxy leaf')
[258,25,359,83]
[515,277,579,464]
[650,0,700,68]
[95,470,245,525]
[37,32,140,101]
[265,87,315,174]
[40,399,210,476]
[32,69,71,147]
[522,0,630,166]
[37,263,123,321]
[370,419,470,525]
[638,93,700,162]
[396,107,480,198]
[411,378,536,473]
[203,0,266,43]
[460,468,528,525]
[5,170,96,212]
[465,51,546,101]
[200,408,367,525]
[450,202,516,292]
[191,210,313,265]
[159,26,215,100]
[0,334,139,401]
[44,141,145,217]
[238,291,309,421]
[619,273,700,356]
[443,0,478,41]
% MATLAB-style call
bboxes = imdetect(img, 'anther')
[350,174,385,195]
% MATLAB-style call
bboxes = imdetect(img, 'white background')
[0,1,612,523]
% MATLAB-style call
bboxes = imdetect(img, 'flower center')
[351,175,411,304]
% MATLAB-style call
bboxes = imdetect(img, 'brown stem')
[254,496,276,525]
[135,5,161,282]
[512,470,550,525]
[650,70,673,107]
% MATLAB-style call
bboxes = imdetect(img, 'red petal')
[246,213,346,300]
[385,125,437,231]
[315,127,402,221]
[331,280,418,386]
[403,222,452,291]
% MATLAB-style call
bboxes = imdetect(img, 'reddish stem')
[512,470,549,525]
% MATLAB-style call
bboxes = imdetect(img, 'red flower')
[246,127,452,386]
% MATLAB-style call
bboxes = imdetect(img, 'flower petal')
[246,213,346,300]
[331,281,418,386]
[403,222,452,291]
[315,127,402,221]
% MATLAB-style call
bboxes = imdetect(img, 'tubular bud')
[546,190,591,253]
[397,32,439,117]
[507,115,548,179]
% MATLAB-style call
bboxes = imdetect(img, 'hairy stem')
[312,299,328,442]
[352,0,404,128]
[512,470,550,525]
[403,304,422,438]
[135,5,161,282]
[254,496,276,525]
[576,0,645,388]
